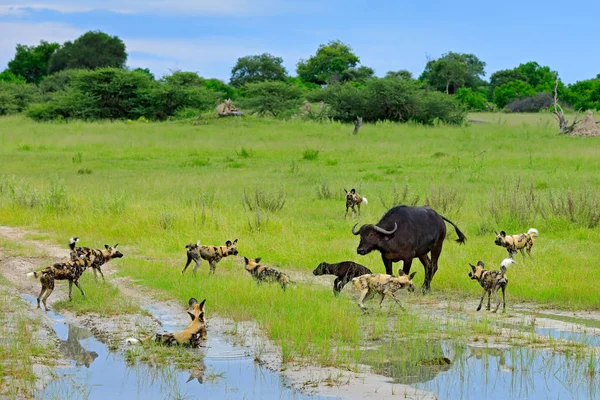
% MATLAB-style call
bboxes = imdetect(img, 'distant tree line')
[1,31,599,123]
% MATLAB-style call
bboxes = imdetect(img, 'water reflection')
[57,324,99,368]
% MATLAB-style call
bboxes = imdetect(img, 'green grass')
[0,274,57,399]
[0,114,599,364]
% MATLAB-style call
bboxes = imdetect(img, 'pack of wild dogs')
[25,187,540,347]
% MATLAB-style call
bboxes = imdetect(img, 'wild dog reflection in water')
[58,325,98,368]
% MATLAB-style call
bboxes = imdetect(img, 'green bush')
[414,91,466,125]
[455,87,488,111]
[364,77,421,121]
[0,82,40,114]
[321,83,366,122]
[241,81,304,118]
[492,81,536,108]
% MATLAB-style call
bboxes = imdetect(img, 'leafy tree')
[230,53,287,88]
[48,31,127,74]
[489,69,526,92]
[385,70,413,80]
[0,82,40,115]
[492,80,536,108]
[163,71,204,87]
[132,67,155,80]
[563,78,600,110]
[7,41,60,83]
[516,62,556,92]
[297,40,360,85]
[414,91,466,125]
[203,78,238,99]
[321,83,367,121]
[340,66,375,84]
[364,77,421,121]
[0,70,26,84]
[38,69,81,94]
[420,52,486,94]
[242,81,304,118]
[455,87,488,111]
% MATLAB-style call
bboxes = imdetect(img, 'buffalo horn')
[351,223,361,235]
[373,222,398,235]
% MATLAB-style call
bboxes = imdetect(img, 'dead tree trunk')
[353,116,363,135]
[552,80,581,134]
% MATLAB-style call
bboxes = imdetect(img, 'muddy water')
[360,339,599,400]
[23,296,331,400]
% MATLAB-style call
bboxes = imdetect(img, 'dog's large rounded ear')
[344,188,348,193]
[477,261,485,267]
[114,243,119,248]
[187,312,196,321]
[244,256,249,264]
[226,240,232,247]
[233,239,238,244]
[255,257,261,263]
[351,188,356,193]
[199,299,206,310]
[469,263,477,271]
[500,231,506,237]
[189,297,198,307]
[104,244,110,249]
[409,271,417,280]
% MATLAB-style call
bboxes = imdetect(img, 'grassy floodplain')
[1,113,599,365]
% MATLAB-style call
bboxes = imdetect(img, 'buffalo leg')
[381,255,394,275]
[333,277,341,295]
[427,240,444,291]
[418,254,432,289]
[401,258,413,276]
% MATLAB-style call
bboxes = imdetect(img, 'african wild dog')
[312,261,372,295]
[27,253,97,311]
[244,257,291,290]
[69,237,124,281]
[182,239,239,275]
[494,228,538,260]
[126,298,207,347]
[351,272,416,312]
[344,188,368,217]
[468,258,516,313]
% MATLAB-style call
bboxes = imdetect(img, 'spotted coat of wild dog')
[244,257,290,290]
[494,228,538,259]
[182,239,239,275]
[27,253,97,311]
[351,272,416,312]
[126,298,207,347]
[69,237,124,281]
[312,261,372,295]
[468,258,516,313]
[344,188,368,217]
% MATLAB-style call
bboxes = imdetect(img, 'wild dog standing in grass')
[126,298,207,347]
[69,237,124,281]
[351,272,416,313]
[182,239,239,275]
[312,261,372,295]
[344,188,368,218]
[27,253,97,311]
[468,258,516,313]
[244,257,291,290]
[494,228,538,260]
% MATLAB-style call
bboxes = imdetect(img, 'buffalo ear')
[244,256,249,264]
[500,231,506,237]
[255,257,261,264]
[187,312,196,321]
[409,272,417,280]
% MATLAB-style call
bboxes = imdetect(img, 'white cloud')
[0,0,309,16]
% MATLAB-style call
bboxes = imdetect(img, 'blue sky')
[1,0,598,84]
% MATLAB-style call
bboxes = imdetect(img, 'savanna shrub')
[504,92,554,113]
[414,91,466,125]
[455,87,488,111]
[364,77,421,121]
[0,82,40,114]
[321,83,366,122]
[241,81,304,118]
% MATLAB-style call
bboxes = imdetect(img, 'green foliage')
[339,66,375,84]
[48,31,127,74]
[493,80,536,108]
[0,70,26,84]
[38,69,82,94]
[230,53,288,88]
[420,52,486,94]
[203,78,238,99]
[7,41,60,83]
[296,40,360,85]
[414,91,466,125]
[321,83,366,121]
[563,78,600,110]
[162,71,204,87]
[385,70,413,80]
[132,67,155,80]
[0,82,40,115]
[149,81,220,120]
[241,81,304,118]
[455,87,488,111]
[489,68,526,93]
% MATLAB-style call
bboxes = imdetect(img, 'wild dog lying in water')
[468,258,516,313]
[344,188,368,218]
[312,261,372,295]
[27,253,97,311]
[494,228,538,260]
[351,272,416,312]
[126,298,207,347]
[182,239,239,275]
[244,257,290,290]
[69,237,124,281]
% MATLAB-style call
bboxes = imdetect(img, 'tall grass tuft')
[487,177,537,227]
[425,186,464,217]
[316,182,335,200]
[302,149,320,161]
[242,189,286,212]
[380,183,420,209]
[544,186,600,228]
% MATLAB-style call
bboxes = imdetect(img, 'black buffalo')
[352,205,466,291]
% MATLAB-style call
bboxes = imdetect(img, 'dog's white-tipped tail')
[69,237,80,250]
[362,197,368,205]
[196,240,200,246]
[125,338,140,345]
[500,258,517,270]
[27,272,37,280]
[527,228,539,237]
